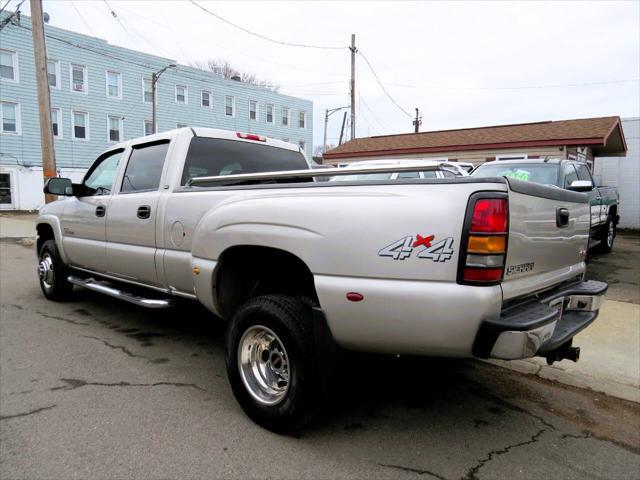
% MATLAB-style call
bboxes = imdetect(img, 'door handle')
[95,205,106,217]
[137,205,151,219]
[556,207,570,228]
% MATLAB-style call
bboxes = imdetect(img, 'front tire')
[595,214,616,253]
[38,239,73,301]
[225,295,323,433]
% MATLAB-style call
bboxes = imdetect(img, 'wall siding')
[0,13,313,176]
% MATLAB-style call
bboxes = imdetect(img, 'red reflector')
[471,199,507,233]
[346,292,364,302]
[463,267,503,282]
[236,132,266,142]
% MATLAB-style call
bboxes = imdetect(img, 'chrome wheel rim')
[238,325,290,406]
[38,253,55,290]
[607,222,614,247]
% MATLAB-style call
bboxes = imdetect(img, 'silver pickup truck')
[36,127,607,432]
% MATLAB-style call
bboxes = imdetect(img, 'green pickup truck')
[472,158,620,253]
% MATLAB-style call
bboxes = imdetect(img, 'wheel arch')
[213,245,319,320]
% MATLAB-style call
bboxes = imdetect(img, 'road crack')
[463,428,547,480]
[50,378,207,393]
[378,463,449,479]
[82,335,144,359]
[38,311,90,326]
[0,404,57,421]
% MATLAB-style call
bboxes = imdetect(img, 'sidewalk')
[0,212,38,239]
[487,298,640,403]
[2,212,638,402]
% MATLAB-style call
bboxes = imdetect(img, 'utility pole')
[338,111,347,145]
[322,106,350,154]
[413,107,422,133]
[151,63,176,134]
[30,0,56,203]
[350,34,356,140]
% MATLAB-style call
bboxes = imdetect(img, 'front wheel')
[595,215,616,253]
[225,295,323,433]
[38,240,73,301]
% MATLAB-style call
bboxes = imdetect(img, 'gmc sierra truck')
[36,127,607,432]
[472,159,620,253]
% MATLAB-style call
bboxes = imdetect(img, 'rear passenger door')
[105,140,170,286]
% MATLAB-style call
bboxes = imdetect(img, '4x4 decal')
[379,234,455,262]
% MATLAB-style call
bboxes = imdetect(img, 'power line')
[69,0,93,33]
[0,0,24,31]
[383,78,640,91]
[0,0,12,16]
[357,50,413,118]
[189,0,347,50]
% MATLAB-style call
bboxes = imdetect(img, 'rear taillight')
[458,194,508,285]
[236,132,266,142]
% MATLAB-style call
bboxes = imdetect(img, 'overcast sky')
[10,0,640,150]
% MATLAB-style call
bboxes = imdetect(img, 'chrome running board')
[67,275,174,309]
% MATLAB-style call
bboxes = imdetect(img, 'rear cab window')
[181,137,309,185]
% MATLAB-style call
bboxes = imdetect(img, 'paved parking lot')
[1,238,639,479]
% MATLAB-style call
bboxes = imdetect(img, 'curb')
[484,358,640,403]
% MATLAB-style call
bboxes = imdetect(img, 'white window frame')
[225,95,235,117]
[201,90,212,109]
[142,77,154,104]
[105,71,122,99]
[51,107,62,138]
[496,154,528,161]
[282,107,290,127]
[0,101,21,135]
[47,59,60,89]
[266,103,274,124]
[107,115,123,143]
[71,110,90,141]
[175,85,188,104]
[0,49,19,83]
[299,111,306,129]
[69,64,88,94]
[249,100,258,121]
[143,120,155,136]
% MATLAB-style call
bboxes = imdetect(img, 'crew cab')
[472,158,620,252]
[36,128,607,432]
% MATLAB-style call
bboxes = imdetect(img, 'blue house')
[0,12,313,210]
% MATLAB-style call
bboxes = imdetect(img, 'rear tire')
[38,240,73,301]
[225,295,323,433]
[595,214,616,253]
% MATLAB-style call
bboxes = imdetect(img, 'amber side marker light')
[462,197,508,284]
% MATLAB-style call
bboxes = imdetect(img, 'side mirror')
[44,177,74,196]
[567,180,593,192]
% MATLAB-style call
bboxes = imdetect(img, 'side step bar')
[68,276,174,309]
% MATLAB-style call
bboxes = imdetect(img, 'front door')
[105,140,170,286]
[61,149,124,272]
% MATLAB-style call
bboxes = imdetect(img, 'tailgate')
[502,179,590,301]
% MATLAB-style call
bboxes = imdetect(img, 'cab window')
[575,164,593,183]
[562,164,579,188]
[82,149,124,195]
[121,140,170,193]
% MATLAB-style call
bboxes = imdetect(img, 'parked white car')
[36,128,607,432]
[329,159,468,181]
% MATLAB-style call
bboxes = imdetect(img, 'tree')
[191,59,279,91]
[314,144,335,157]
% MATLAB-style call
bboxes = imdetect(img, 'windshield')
[471,163,559,185]
[181,137,309,185]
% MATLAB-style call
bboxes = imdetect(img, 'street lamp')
[323,105,350,155]
[151,63,176,134]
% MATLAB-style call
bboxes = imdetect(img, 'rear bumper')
[473,280,608,360]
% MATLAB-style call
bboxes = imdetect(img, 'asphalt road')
[1,239,639,480]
